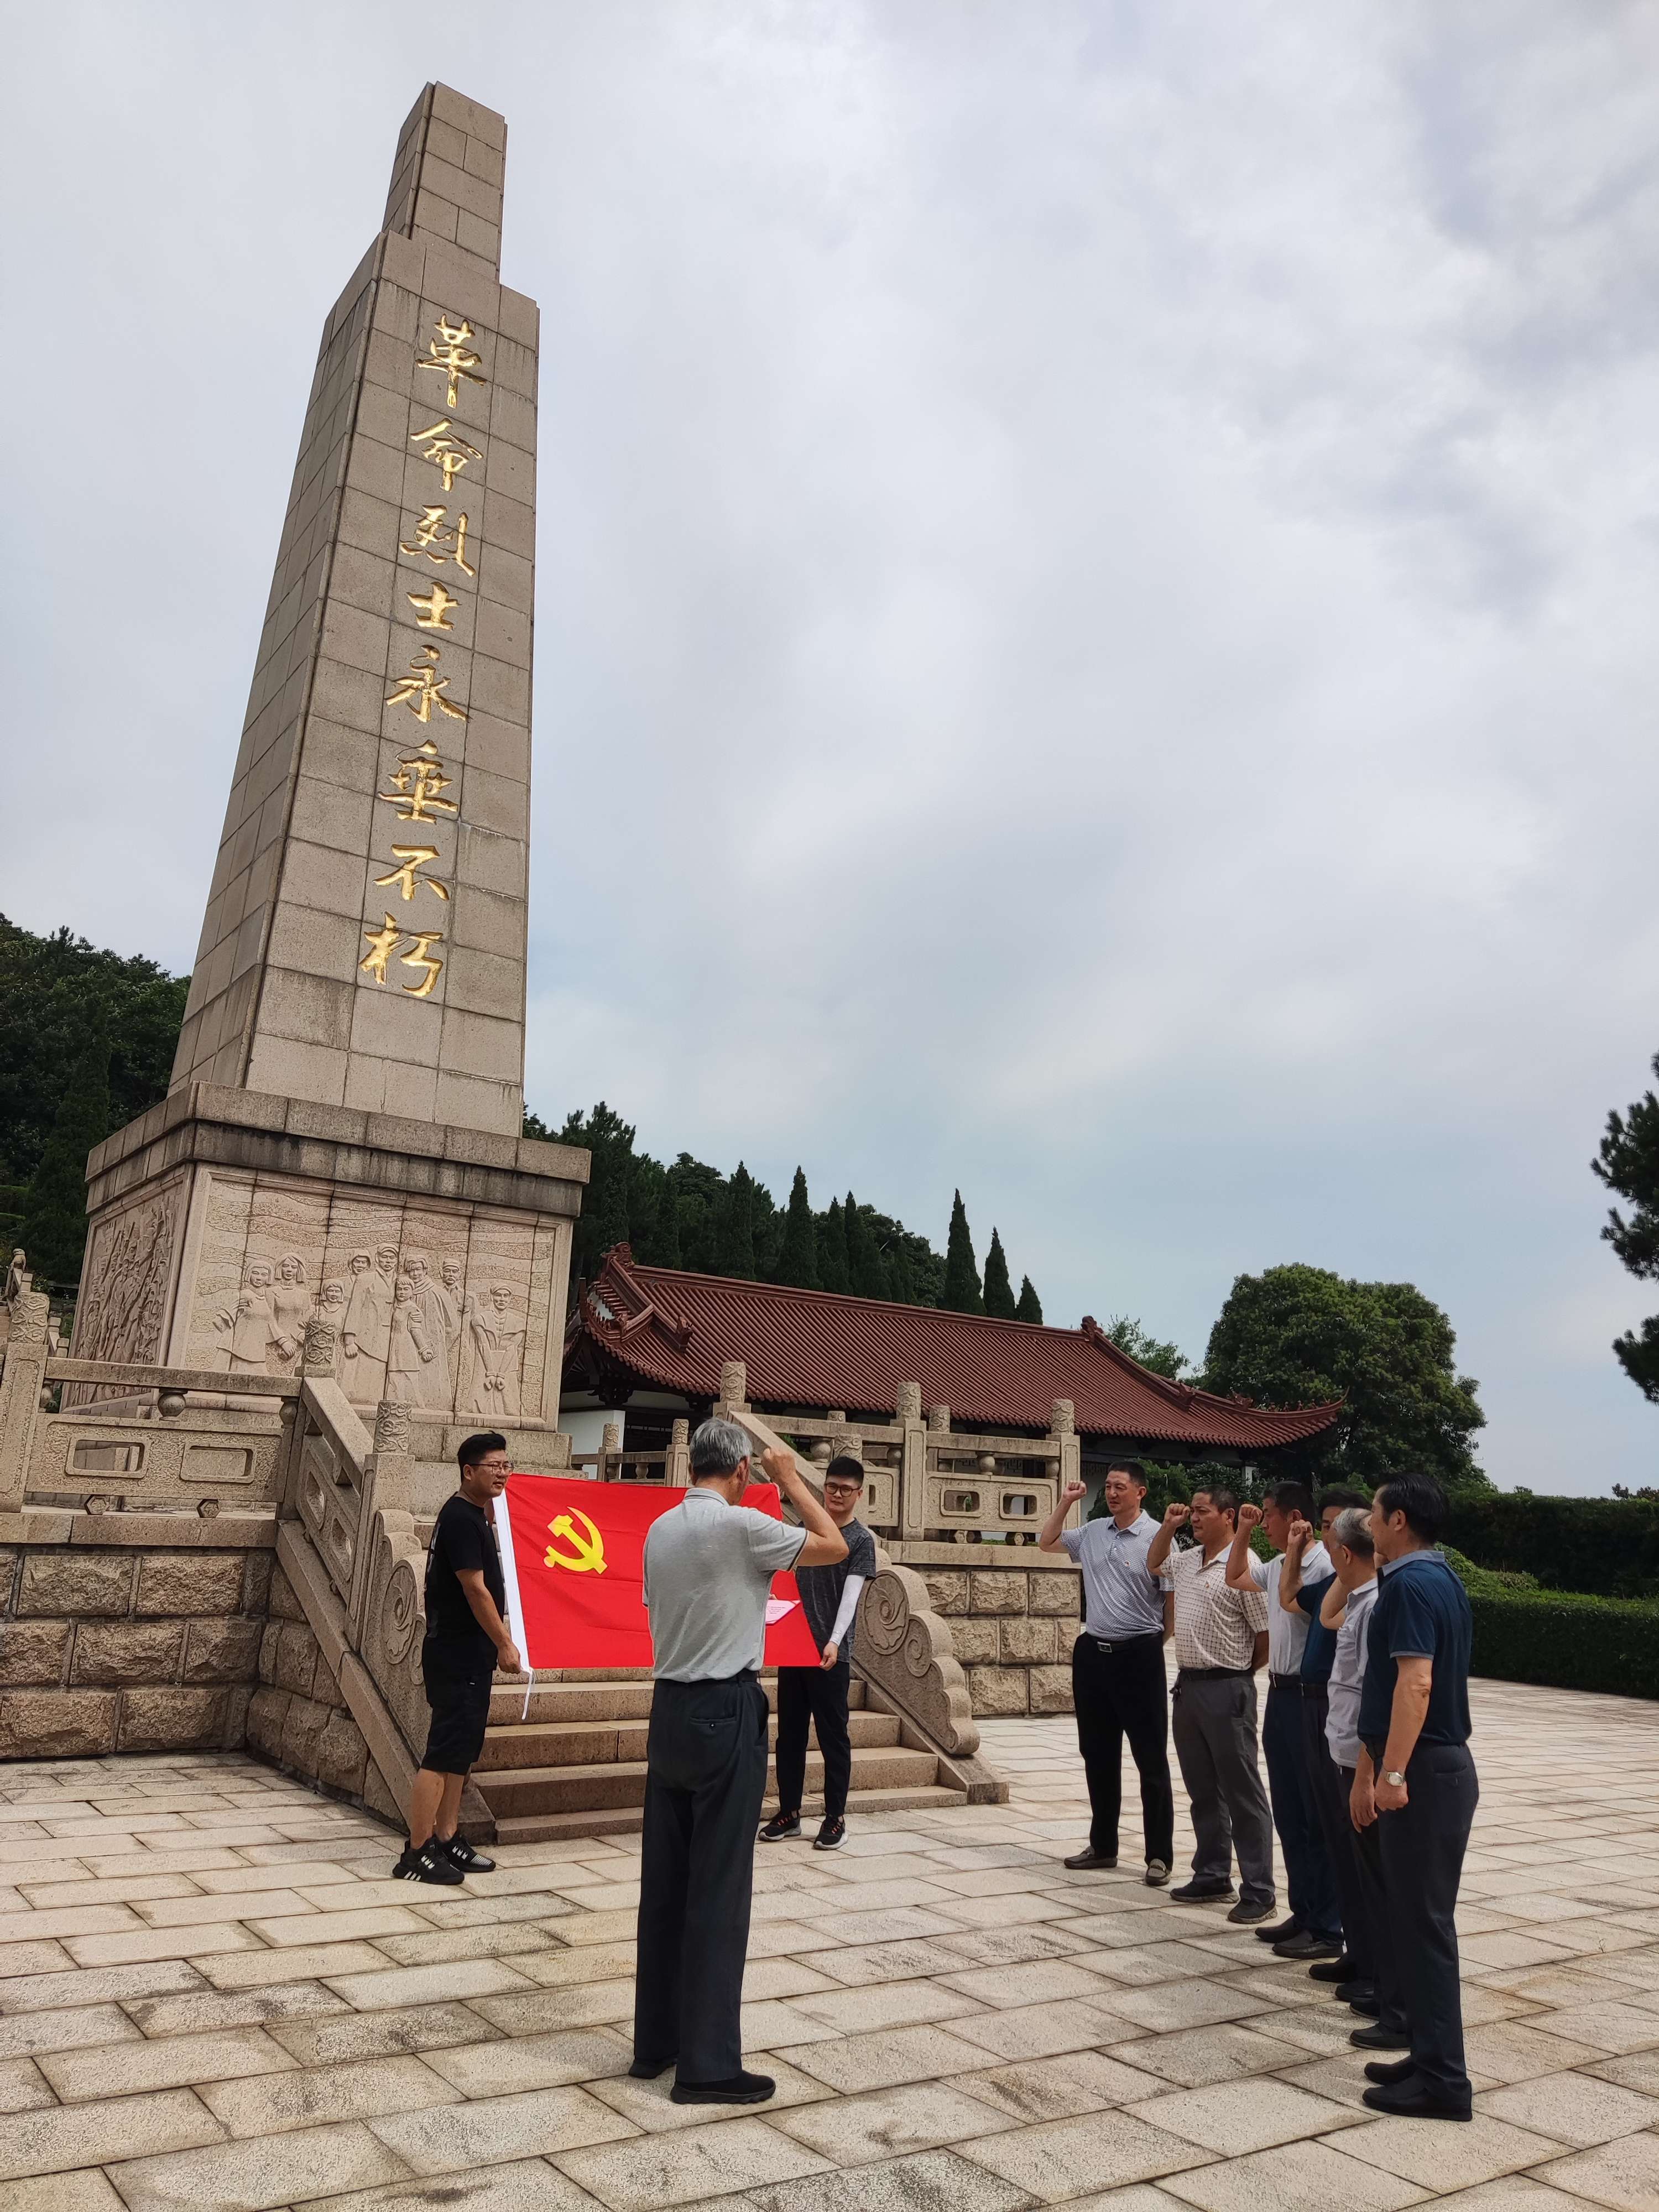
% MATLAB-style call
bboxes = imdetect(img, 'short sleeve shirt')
[1162,1543,1266,1671]
[797,1519,878,1660]
[1297,1575,1339,1685]
[1357,1550,1473,1749]
[424,1494,505,1658]
[643,1485,807,1682]
[1325,1577,1378,1768]
[1060,1511,1165,1640]
[1242,1543,1331,1677]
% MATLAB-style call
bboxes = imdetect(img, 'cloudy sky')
[12,4,1659,1492]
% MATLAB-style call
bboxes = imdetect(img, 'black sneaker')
[1274,1931,1342,1960]
[1364,2057,1418,2086]
[1350,2021,1412,2051]
[436,1835,495,1874]
[813,1817,847,1852]
[1255,1915,1302,1945]
[1170,1879,1235,1903]
[392,1843,463,1886]
[1227,1898,1275,1925]
[1309,1953,1357,1983]
[758,1812,801,1843]
[671,2070,775,2106]
[629,2054,676,2080]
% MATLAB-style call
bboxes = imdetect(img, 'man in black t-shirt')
[759,1455,879,1852]
[392,1430,523,1886]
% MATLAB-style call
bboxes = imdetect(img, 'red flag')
[494,1475,820,1671]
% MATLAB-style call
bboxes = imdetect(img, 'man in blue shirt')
[1040,1460,1173,1882]
[1350,1472,1478,2122]
[1285,1489,1371,1992]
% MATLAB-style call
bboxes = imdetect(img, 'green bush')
[1444,1494,1659,1600]
[1463,1585,1659,1700]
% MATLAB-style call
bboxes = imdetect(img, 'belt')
[1176,1665,1253,1682]
[1300,1680,1331,1699]
[1079,1631,1162,1654]
[1268,1672,1301,1689]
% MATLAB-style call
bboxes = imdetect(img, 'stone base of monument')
[69,1085,587,1453]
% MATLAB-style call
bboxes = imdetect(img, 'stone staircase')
[473,1668,965,1843]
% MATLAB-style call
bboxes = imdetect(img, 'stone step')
[487,1677,868,1726]
[491,1783,967,1846]
[474,1743,941,1820]
[475,1708,900,1773]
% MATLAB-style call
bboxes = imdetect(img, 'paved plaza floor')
[0,1676,1657,2212]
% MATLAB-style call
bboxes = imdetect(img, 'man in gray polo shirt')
[632,1417,846,2107]
[1040,1459,1175,1882]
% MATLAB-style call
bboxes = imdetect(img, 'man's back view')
[632,1418,846,2105]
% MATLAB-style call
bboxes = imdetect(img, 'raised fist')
[1237,1502,1262,1532]
[1162,1502,1191,1530]
[1062,1480,1087,1505]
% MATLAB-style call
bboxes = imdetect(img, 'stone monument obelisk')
[70,84,587,1443]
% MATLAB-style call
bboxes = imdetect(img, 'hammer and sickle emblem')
[545,1509,607,1574]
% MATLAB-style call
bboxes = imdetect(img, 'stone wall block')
[17,1554,134,1617]
[0,1621,71,1686]
[268,1563,306,1621]
[1030,1571,1083,1618]
[280,1692,331,1775]
[70,1621,186,1687]
[246,1684,291,1762]
[134,1554,246,1616]
[921,1571,969,1616]
[0,1689,119,1757]
[257,1620,284,1683]
[0,1553,18,1610]
[118,1687,231,1752]
[1027,1665,1076,1715]
[274,1621,321,1699]
[241,1554,274,1616]
[1000,1615,1058,1665]
[182,1618,265,1684]
[948,1617,1000,1666]
[315,1708,369,1795]
[969,1571,1027,1616]
[967,1665,1029,1717]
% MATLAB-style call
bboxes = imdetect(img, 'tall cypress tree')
[844,1191,889,1301]
[1015,1275,1044,1324]
[941,1191,983,1314]
[818,1198,851,1293]
[983,1228,1016,1318]
[20,1026,110,1287]
[776,1168,818,1287]
[717,1163,758,1279]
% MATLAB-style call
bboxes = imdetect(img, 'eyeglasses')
[823,1484,861,1498]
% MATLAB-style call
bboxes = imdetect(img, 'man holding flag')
[632,1417,846,2106]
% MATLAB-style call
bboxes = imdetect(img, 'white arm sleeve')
[828,1575,867,1648]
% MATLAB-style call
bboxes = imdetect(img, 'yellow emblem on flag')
[545,1509,607,1574]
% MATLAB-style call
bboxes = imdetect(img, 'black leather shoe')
[1274,1931,1343,1961]
[1170,1879,1235,1903]
[1227,1898,1275,1925]
[671,2070,775,2106]
[1255,1915,1302,1945]
[1350,2022,1412,2051]
[1362,2080,1470,2121]
[1349,1992,1381,2018]
[629,2054,676,2079]
[1308,1954,1357,1983]
[1063,1848,1118,1870]
[436,1834,494,1874]
[1364,2057,1418,2086]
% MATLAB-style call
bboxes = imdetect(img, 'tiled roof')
[567,1246,1341,1452]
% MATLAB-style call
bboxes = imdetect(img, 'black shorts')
[420,1639,494,1775]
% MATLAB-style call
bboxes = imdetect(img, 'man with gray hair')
[632,1417,846,2107]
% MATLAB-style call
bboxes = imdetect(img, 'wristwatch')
[1383,1770,1407,1787]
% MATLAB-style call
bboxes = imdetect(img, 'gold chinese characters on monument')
[359,308,490,1003]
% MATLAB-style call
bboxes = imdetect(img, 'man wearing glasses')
[759,1455,878,1850]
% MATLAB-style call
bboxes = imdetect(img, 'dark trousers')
[1071,1633,1175,1866]
[1305,1700,1371,1978]
[634,1673,769,2083]
[1347,1767,1410,2038]
[1171,1670,1275,1906]
[774,1661,852,1822]
[1263,1683,1340,1939]
[1379,1742,1479,2106]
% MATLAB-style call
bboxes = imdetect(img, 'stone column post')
[353,1399,417,1646]
[665,1417,690,1487]
[717,1360,748,1415]
[0,1288,50,1515]
[896,1381,927,1547]
[1050,1399,1082,1526]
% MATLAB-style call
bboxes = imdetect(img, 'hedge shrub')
[1444,1494,1659,1600]
[1463,1585,1659,1700]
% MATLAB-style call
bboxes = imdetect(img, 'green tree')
[983,1228,1016,1318]
[818,1198,851,1294]
[844,1192,890,1300]
[941,1191,983,1314]
[556,1102,637,1280]
[1103,1313,1192,1381]
[1016,1275,1044,1323]
[1202,1263,1489,1494]
[20,1027,110,1286]
[716,1163,758,1279]
[775,1168,818,1287]
[1593,1053,1659,1401]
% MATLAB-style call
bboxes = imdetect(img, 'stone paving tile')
[766,2077,1018,2164]
[0,2174,129,2211]
[1123,2077,1360,2153]
[0,1959,204,2012]
[369,2083,637,2172]
[0,2065,51,2118]
[39,2026,299,2101]
[197,2051,465,2135]
[321,1958,539,2009]
[303,2161,601,2212]
[1110,2021,1308,2085]
[1530,2135,1659,2212]
[774,2023,997,2093]
[554,2114,830,2210]
[1334,2114,1570,2190]
[590,2056,832,2134]
[945,2049,1159,2122]
[955,2106,1211,2198]
[0,2087,225,2183]
[422,2026,632,2096]
[946,1995,1142,2061]
[1478,2069,1659,2146]
[1161,2138,1431,2212]
[107,2119,410,2212]
[748,2145,1034,2212]
[200,1941,392,1989]
[124,1981,350,2036]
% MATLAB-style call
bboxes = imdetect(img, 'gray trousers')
[1171,1670,1275,1906]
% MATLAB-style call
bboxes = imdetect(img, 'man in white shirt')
[1227,1485,1342,1959]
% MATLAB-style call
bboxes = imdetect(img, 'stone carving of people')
[386,1273,436,1401]
[466,1285,525,1418]
[315,1279,348,1371]
[403,1253,452,1410]
[437,1259,467,1373]
[343,1244,397,1369]
[215,1259,280,1374]
[269,1253,311,1372]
